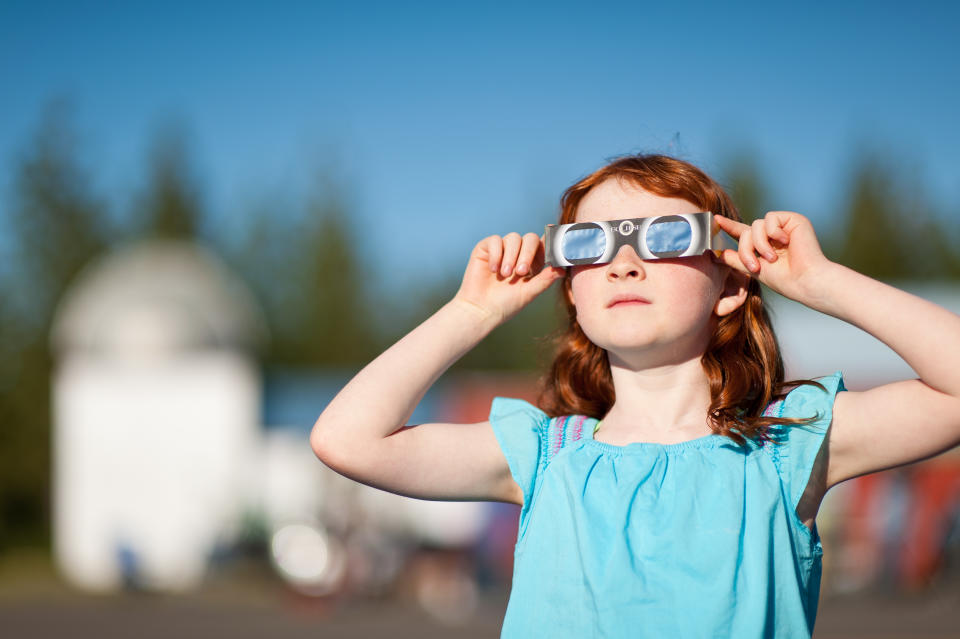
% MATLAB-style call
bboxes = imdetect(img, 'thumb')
[720,249,753,277]
[527,265,565,295]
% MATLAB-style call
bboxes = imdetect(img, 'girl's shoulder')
[769,371,846,421]
[489,397,594,450]
[762,371,846,510]
[488,397,551,507]
[489,398,598,487]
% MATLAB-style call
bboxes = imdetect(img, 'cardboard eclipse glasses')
[544,212,736,267]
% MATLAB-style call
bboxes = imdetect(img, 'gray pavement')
[2,555,959,638]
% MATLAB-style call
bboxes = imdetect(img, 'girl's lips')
[607,296,651,308]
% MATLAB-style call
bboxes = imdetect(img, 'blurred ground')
[1,551,959,638]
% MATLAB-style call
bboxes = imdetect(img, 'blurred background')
[2,1,960,637]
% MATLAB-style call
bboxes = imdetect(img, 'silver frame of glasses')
[544,211,735,267]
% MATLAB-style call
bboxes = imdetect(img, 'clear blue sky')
[2,1,959,296]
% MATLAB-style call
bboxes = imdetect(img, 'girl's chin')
[588,325,659,344]
[601,333,714,366]
[605,347,704,370]
[583,322,709,354]
[593,336,660,354]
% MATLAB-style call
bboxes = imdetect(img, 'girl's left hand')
[713,212,834,302]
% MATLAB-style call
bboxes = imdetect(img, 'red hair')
[537,154,822,445]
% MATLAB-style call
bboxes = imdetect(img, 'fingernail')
[764,252,776,261]
[517,264,528,275]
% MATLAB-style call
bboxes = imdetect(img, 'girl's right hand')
[453,232,565,325]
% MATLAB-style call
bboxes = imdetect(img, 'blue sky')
[2,1,959,296]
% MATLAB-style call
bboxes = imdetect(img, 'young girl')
[310,154,960,637]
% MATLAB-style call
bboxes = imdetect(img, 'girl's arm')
[715,213,960,489]
[310,232,563,503]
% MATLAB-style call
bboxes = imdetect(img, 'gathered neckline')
[584,418,727,454]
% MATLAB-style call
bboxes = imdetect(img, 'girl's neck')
[600,355,714,443]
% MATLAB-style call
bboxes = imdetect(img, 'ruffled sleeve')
[489,397,548,509]
[772,371,847,511]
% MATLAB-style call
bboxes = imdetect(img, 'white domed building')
[50,239,267,592]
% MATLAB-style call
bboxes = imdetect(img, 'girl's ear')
[714,266,749,317]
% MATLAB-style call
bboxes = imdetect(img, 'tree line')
[1,103,957,553]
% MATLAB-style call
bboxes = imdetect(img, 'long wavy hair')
[538,154,823,445]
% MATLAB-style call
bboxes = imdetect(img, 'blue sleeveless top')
[489,372,846,638]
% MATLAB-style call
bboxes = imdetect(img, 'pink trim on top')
[758,399,784,447]
[552,416,567,456]
[571,415,585,442]
[550,416,588,459]
[762,400,783,417]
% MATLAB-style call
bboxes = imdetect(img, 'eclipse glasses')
[544,212,736,267]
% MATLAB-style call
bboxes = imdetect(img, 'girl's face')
[567,178,743,365]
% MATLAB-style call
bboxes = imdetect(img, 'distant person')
[310,154,960,637]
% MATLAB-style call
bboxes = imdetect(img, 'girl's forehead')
[575,179,701,223]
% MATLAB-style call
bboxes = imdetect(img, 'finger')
[528,263,565,294]
[713,214,750,238]
[500,232,523,277]
[485,235,503,273]
[515,232,541,277]
[737,227,761,273]
[751,219,777,262]
[529,234,547,273]
[765,213,790,245]
[720,248,753,277]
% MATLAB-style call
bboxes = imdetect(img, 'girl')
[310,154,960,637]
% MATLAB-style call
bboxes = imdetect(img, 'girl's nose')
[606,245,646,281]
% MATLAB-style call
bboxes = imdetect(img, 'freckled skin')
[568,179,728,368]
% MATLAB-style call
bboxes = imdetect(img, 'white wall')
[53,352,260,591]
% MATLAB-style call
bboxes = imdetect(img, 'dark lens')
[645,217,692,257]
[561,224,606,261]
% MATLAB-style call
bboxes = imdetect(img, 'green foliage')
[276,192,380,367]
[717,147,960,282]
[387,270,564,373]
[0,102,108,550]
[4,102,959,557]
[6,100,108,319]
[461,289,564,372]
[0,341,50,548]
[833,154,960,281]
[138,123,203,239]
[224,184,383,369]
[721,151,770,224]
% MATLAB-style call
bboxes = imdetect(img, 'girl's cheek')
[574,311,604,346]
